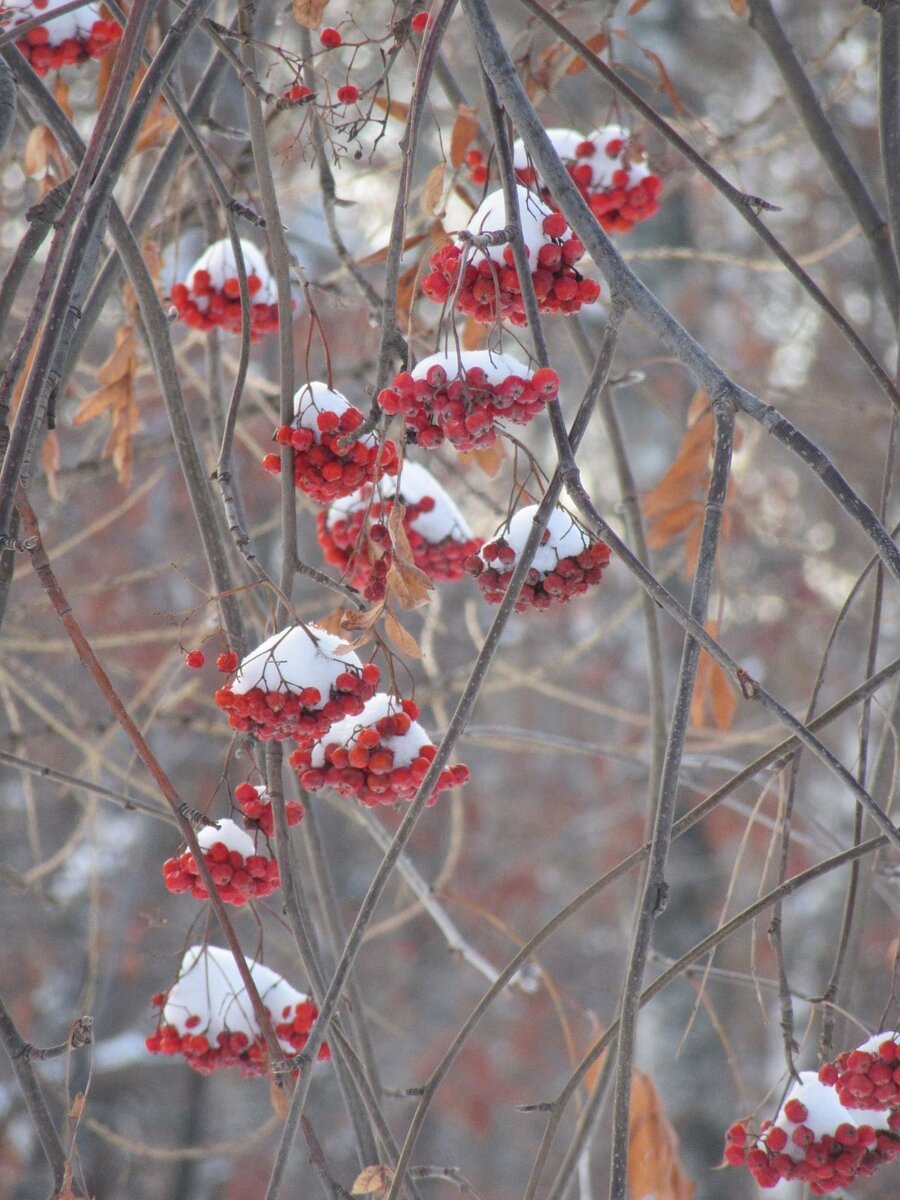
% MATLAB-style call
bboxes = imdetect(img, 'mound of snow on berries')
[231,626,362,699]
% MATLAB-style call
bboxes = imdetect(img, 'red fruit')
[320,27,342,47]
[216,651,239,672]
[185,650,205,669]
[285,83,314,102]
[411,10,430,31]
[337,84,360,104]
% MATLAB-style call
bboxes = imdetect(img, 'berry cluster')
[170,238,283,340]
[290,693,469,808]
[512,125,662,234]
[146,947,329,1077]
[468,505,611,612]
[317,461,483,597]
[819,1033,900,1111]
[214,625,380,744]
[421,188,600,326]
[377,352,560,452]
[11,0,121,76]
[262,382,399,504]
[233,782,304,838]
[725,1072,900,1193]
[162,820,279,906]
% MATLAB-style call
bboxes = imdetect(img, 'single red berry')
[337,84,360,104]
[411,10,430,31]
[216,651,239,673]
[185,650,205,669]
[320,26,342,47]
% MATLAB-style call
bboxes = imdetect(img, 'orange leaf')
[292,0,329,28]
[316,608,353,637]
[24,125,57,177]
[71,380,128,425]
[357,231,431,267]
[420,162,445,216]
[645,500,703,550]
[450,105,480,167]
[459,440,506,477]
[628,0,656,12]
[96,326,138,386]
[54,77,73,119]
[638,43,687,115]
[460,317,488,351]
[270,1079,289,1120]
[729,0,747,13]
[384,611,422,659]
[395,262,420,329]
[387,502,433,609]
[372,95,410,123]
[566,32,609,75]
[351,1165,394,1197]
[42,430,60,503]
[628,1071,696,1200]
[341,602,385,633]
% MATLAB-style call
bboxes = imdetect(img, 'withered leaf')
[270,1078,289,1120]
[459,440,506,477]
[461,316,489,351]
[420,162,445,216]
[42,431,60,503]
[566,32,609,75]
[352,1165,394,1197]
[72,325,139,487]
[341,602,385,633]
[386,502,433,609]
[449,105,480,167]
[627,0,656,12]
[372,95,410,122]
[729,0,748,13]
[628,1071,696,1200]
[384,611,422,659]
[292,0,329,29]
[24,125,58,178]
[316,608,353,637]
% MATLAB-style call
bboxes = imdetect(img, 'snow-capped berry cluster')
[820,1032,900,1111]
[317,461,483,598]
[724,1072,900,1193]
[162,820,279,906]
[421,187,600,326]
[146,946,329,1077]
[170,239,283,340]
[9,0,121,76]
[377,352,560,452]
[289,693,469,807]
[233,782,304,839]
[512,125,662,234]
[261,382,399,503]
[214,625,380,744]
[468,505,611,612]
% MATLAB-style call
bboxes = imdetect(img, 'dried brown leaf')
[459,440,506,477]
[420,162,445,216]
[351,1165,394,1197]
[316,608,353,637]
[395,262,420,328]
[54,77,73,119]
[566,32,609,75]
[24,125,57,177]
[644,500,702,550]
[270,1078,289,1120]
[357,231,431,267]
[68,1093,86,1121]
[628,1071,696,1200]
[628,0,656,12]
[341,603,385,632]
[729,0,747,13]
[384,611,422,659]
[450,105,480,167]
[72,325,139,486]
[42,431,60,503]
[292,0,329,29]
[387,559,433,610]
[96,327,138,386]
[134,97,177,154]
[71,380,129,425]
[372,95,410,122]
[638,43,687,115]
[461,317,488,350]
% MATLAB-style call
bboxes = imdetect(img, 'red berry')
[337,84,360,104]
[185,650,205,669]
[320,27,342,47]
[216,651,239,672]
[411,10,430,31]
